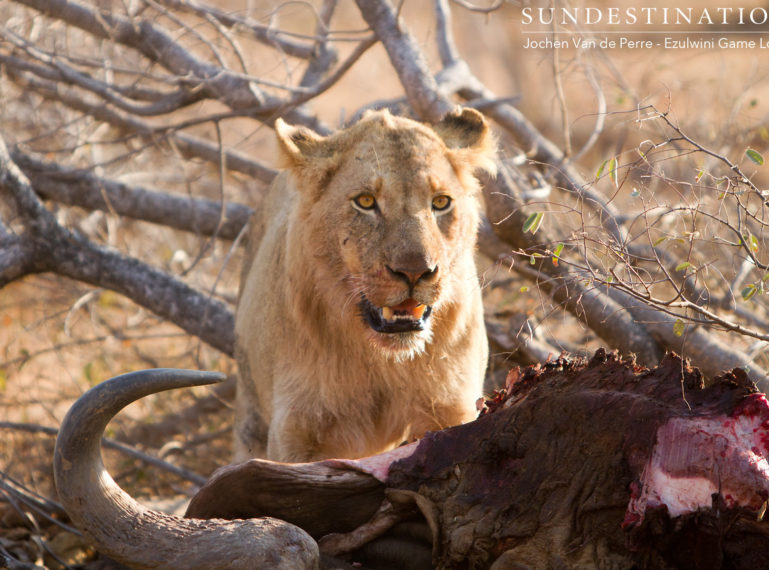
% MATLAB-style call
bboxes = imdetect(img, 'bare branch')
[0,234,35,287]
[607,288,769,389]
[0,33,205,117]
[0,422,207,486]
[8,70,277,183]
[0,133,235,356]
[298,0,340,88]
[355,0,452,121]
[435,0,461,66]
[13,0,328,132]
[36,233,235,355]
[449,0,503,14]
[153,0,318,59]
[565,57,607,164]
[482,168,664,366]
[14,151,253,240]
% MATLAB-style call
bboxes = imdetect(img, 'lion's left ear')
[434,108,497,176]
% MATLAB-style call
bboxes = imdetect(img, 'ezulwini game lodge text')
[522,35,769,50]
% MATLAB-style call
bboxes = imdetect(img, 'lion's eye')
[432,195,452,211]
[353,193,377,211]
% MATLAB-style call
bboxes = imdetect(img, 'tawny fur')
[234,108,496,462]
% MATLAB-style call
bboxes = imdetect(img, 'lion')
[234,108,497,462]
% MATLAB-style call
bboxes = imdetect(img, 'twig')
[0,33,204,117]
[449,0,503,14]
[14,0,329,132]
[0,422,207,486]
[654,105,769,206]
[551,25,571,157]
[0,473,78,534]
[435,0,461,66]
[153,0,318,59]
[298,0,339,89]
[565,55,607,164]
[8,70,278,182]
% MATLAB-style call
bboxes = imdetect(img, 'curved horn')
[54,369,319,569]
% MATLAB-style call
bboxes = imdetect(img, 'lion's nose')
[386,262,438,287]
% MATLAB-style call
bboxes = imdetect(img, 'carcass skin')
[187,350,769,569]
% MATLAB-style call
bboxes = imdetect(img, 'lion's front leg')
[233,390,269,462]
[266,409,338,463]
[408,398,481,443]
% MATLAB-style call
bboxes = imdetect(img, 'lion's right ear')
[274,119,340,180]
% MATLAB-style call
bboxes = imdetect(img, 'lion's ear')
[434,108,497,176]
[275,119,329,164]
[274,119,340,185]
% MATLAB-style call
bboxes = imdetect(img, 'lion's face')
[277,109,496,356]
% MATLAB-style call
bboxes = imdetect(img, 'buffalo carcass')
[55,351,769,569]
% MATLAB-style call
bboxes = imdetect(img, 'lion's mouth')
[359,295,432,333]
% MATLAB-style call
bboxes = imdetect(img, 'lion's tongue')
[382,299,426,321]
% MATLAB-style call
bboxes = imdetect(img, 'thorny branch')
[426,0,767,382]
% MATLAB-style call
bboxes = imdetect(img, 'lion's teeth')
[381,303,427,321]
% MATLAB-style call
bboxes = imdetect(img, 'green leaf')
[17,348,30,372]
[596,159,608,179]
[520,286,529,293]
[747,148,764,165]
[0,369,6,392]
[608,157,619,187]
[675,262,692,272]
[673,318,686,337]
[742,284,758,301]
[750,234,760,254]
[530,212,544,234]
[523,212,544,234]
[530,254,536,265]
[83,362,95,386]
[653,236,667,247]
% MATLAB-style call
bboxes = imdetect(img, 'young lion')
[234,108,496,462]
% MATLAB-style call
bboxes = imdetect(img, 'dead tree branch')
[0,135,235,356]
[0,422,207,486]
[13,151,253,241]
